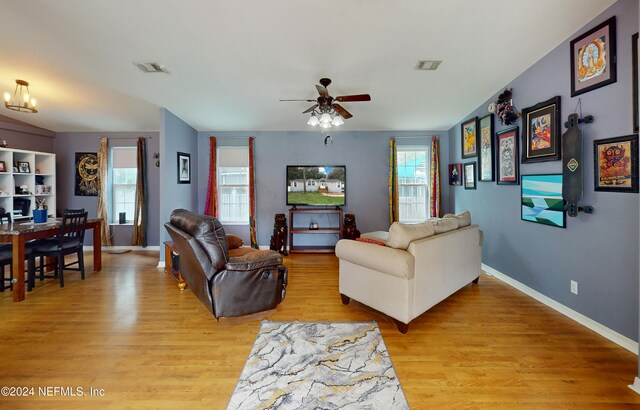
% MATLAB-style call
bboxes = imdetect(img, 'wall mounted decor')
[74,152,98,196]
[632,32,638,134]
[496,127,520,185]
[521,174,565,228]
[494,88,520,125]
[593,134,638,193]
[461,117,478,159]
[177,152,191,184]
[478,114,494,181]
[521,96,561,163]
[448,163,462,186]
[463,162,476,190]
[570,16,617,97]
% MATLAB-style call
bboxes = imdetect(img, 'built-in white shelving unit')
[0,147,56,221]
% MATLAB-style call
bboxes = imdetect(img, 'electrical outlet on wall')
[570,280,578,295]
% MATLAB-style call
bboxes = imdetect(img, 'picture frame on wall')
[449,163,462,186]
[633,32,638,134]
[463,162,476,190]
[521,96,561,163]
[74,152,99,196]
[461,117,478,159]
[177,152,191,184]
[570,16,617,97]
[17,161,30,174]
[593,134,638,193]
[496,126,520,185]
[478,114,494,181]
[521,174,565,228]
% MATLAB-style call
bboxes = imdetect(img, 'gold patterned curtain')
[132,137,148,246]
[97,136,112,246]
[248,137,258,249]
[204,137,218,217]
[430,136,442,218]
[388,137,399,225]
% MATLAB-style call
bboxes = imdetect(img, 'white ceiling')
[0,0,615,133]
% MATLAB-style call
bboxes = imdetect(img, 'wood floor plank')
[0,252,638,409]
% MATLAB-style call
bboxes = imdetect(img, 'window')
[110,147,137,224]
[396,146,430,223]
[218,146,249,225]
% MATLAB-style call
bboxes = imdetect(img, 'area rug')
[227,321,409,409]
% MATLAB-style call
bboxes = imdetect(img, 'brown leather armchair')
[164,209,288,318]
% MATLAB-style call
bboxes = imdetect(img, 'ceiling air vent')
[415,60,442,71]
[134,62,169,73]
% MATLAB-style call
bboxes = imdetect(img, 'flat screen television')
[286,165,346,207]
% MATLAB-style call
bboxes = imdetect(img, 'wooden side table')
[164,241,186,290]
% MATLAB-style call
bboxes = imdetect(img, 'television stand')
[288,208,343,254]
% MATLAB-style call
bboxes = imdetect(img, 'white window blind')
[218,146,249,225]
[110,147,137,224]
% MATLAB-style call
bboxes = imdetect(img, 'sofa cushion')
[356,237,386,246]
[432,217,459,234]
[387,221,434,250]
[443,210,471,227]
[336,239,415,279]
[361,231,389,244]
[226,234,244,250]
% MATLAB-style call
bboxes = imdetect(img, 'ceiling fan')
[280,78,371,128]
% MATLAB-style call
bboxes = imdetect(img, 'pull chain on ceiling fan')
[280,78,371,128]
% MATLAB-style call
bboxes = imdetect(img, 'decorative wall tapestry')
[570,16,617,97]
[593,134,638,193]
[75,152,99,196]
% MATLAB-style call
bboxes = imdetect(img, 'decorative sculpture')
[269,213,288,256]
[343,213,361,240]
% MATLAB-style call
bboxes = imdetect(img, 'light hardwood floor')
[0,251,638,409]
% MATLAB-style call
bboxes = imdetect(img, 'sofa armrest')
[335,239,414,279]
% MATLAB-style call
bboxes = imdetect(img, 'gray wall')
[449,0,638,340]
[0,114,54,152]
[54,132,160,246]
[196,131,449,247]
[159,108,198,261]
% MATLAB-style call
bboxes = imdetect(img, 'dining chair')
[29,210,88,288]
[0,211,35,292]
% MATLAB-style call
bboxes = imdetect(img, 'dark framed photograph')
[497,127,520,185]
[463,162,476,190]
[478,114,494,181]
[74,152,98,196]
[0,161,6,172]
[521,96,561,163]
[593,134,638,193]
[521,174,565,228]
[17,161,30,173]
[570,16,617,97]
[177,152,191,184]
[633,32,638,134]
[461,117,478,159]
[449,163,462,186]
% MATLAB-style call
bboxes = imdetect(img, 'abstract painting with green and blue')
[521,174,565,228]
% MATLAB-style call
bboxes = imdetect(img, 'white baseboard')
[83,245,160,251]
[482,263,638,355]
[157,261,165,268]
[629,377,640,394]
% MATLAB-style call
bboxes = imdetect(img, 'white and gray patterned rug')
[227,321,409,409]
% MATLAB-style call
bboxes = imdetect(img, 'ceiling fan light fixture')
[331,115,344,126]
[307,114,319,126]
[319,113,332,124]
[319,122,331,129]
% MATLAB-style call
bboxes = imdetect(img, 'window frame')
[109,146,138,225]
[396,145,431,224]
[217,146,250,226]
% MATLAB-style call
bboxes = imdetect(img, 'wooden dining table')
[0,218,102,302]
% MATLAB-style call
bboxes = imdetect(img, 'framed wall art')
[593,134,638,193]
[177,152,191,184]
[496,127,519,185]
[464,162,476,190]
[75,152,99,196]
[461,117,478,159]
[478,113,494,181]
[449,163,462,186]
[521,96,561,163]
[521,174,565,228]
[570,16,617,97]
[633,32,638,134]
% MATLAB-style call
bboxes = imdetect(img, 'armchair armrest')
[225,249,283,271]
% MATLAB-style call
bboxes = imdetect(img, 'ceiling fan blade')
[333,103,353,119]
[280,99,317,102]
[335,94,371,102]
[316,84,329,97]
[302,104,318,114]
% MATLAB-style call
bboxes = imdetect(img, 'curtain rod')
[97,136,152,139]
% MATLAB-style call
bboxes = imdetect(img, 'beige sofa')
[335,212,482,333]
